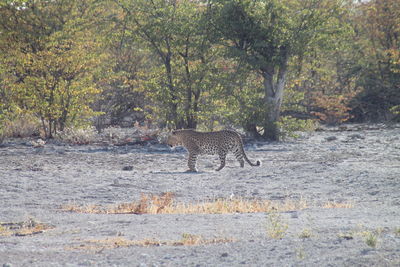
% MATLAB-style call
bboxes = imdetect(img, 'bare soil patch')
[0,124,399,266]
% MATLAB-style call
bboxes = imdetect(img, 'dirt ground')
[0,124,399,266]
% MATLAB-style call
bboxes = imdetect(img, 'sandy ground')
[0,124,399,266]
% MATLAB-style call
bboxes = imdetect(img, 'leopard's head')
[166,129,195,147]
[166,130,181,147]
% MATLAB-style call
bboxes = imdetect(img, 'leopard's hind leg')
[233,147,245,167]
[216,152,227,171]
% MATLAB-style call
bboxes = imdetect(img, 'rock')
[30,139,46,148]
[122,166,133,171]
[325,136,337,142]
[348,134,365,140]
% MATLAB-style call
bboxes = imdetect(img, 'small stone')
[221,252,229,257]
[122,166,133,171]
[348,134,364,139]
[325,136,337,141]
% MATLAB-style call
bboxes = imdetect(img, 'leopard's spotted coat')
[167,129,261,172]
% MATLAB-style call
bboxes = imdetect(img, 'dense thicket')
[0,0,399,140]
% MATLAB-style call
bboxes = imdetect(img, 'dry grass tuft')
[62,194,354,216]
[0,218,54,236]
[62,203,104,214]
[68,234,234,251]
[338,226,383,248]
[298,228,313,239]
[322,201,353,209]
[62,193,308,215]
[172,233,233,246]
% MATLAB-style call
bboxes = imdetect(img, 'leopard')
[167,129,261,172]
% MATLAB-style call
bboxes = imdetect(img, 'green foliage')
[116,0,222,129]
[395,228,400,236]
[212,0,345,69]
[0,0,398,139]
[93,3,149,129]
[209,0,348,140]
[266,211,288,239]
[364,231,378,248]
[277,116,316,139]
[311,92,357,125]
[349,0,400,121]
[390,106,400,120]
[0,0,105,138]
[0,117,5,144]
[298,228,313,239]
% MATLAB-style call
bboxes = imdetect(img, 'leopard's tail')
[244,152,261,167]
[239,139,261,167]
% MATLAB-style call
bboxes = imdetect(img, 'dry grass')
[298,228,313,239]
[338,226,383,248]
[63,193,353,215]
[0,218,54,237]
[2,114,41,138]
[62,192,309,215]
[56,126,98,145]
[68,234,234,251]
[322,201,353,209]
[54,125,159,145]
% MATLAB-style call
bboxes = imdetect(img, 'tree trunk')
[182,51,195,129]
[261,48,288,140]
[164,52,179,128]
[262,71,280,140]
[190,87,201,129]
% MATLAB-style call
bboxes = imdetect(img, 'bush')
[311,92,356,125]
[278,116,317,139]
[0,113,41,139]
[390,105,400,121]
[0,128,5,144]
[56,126,98,145]
[266,211,289,239]
[6,114,41,138]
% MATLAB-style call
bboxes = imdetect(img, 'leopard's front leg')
[187,152,198,172]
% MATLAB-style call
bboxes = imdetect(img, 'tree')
[92,1,149,130]
[350,0,400,121]
[116,0,219,129]
[0,0,104,137]
[210,0,346,140]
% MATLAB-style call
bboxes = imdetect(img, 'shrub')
[364,231,378,248]
[395,228,400,236]
[278,116,316,139]
[0,127,4,144]
[298,228,313,239]
[56,126,98,145]
[1,113,41,138]
[390,105,400,121]
[311,92,357,125]
[266,211,289,239]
